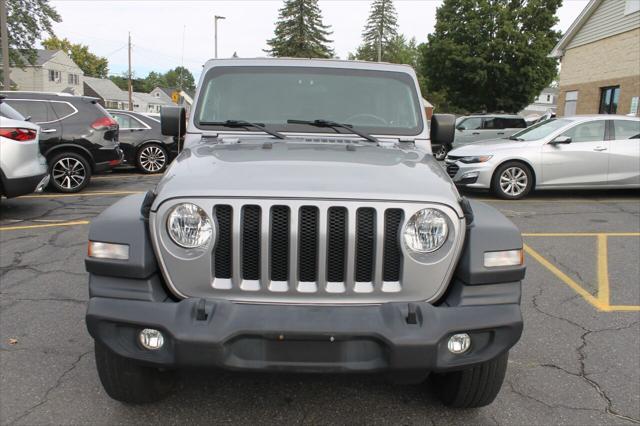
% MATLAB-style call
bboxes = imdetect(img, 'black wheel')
[94,341,175,404]
[431,351,509,408]
[48,152,91,193]
[491,161,533,200]
[137,144,168,174]
[434,144,450,161]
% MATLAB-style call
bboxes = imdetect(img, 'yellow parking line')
[523,232,640,237]
[17,191,143,199]
[523,244,606,311]
[597,234,610,306]
[0,220,90,232]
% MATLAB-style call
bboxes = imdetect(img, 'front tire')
[137,144,168,174]
[94,341,175,404]
[48,152,91,193]
[491,161,533,200]
[431,351,509,408]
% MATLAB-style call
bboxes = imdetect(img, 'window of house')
[613,120,640,140]
[599,86,620,114]
[546,94,551,102]
[48,70,61,82]
[564,91,578,116]
[625,0,640,15]
[561,120,606,143]
[67,74,79,85]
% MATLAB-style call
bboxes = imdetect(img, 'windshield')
[194,66,423,136]
[509,118,572,141]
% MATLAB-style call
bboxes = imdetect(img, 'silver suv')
[85,59,525,408]
[0,99,49,198]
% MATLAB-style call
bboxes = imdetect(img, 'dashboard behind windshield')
[194,66,423,136]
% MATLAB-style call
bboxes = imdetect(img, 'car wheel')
[434,144,449,161]
[137,144,168,174]
[491,162,533,200]
[49,152,91,193]
[94,341,175,404]
[430,351,509,408]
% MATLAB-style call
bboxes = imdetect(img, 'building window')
[48,70,61,82]
[599,86,620,114]
[564,91,578,116]
[625,0,640,15]
[67,74,79,85]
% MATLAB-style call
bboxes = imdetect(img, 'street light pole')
[214,15,226,59]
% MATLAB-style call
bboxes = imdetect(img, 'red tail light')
[0,128,38,141]
[91,116,118,130]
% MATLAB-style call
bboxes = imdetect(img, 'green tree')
[109,72,145,92]
[352,0,398,62]
[265,0,333,58]
[2,0,60,68]
[162,66,195,92]
[419,0,561,113]
[41,37,108,78]
[142,71,164,92]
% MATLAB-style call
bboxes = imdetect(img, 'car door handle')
[497,132,505,135]
[593,146,608,151]
[472,132,480,135]
[41,128,57,133]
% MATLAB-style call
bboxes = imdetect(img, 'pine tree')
[265,0,334,58]
[357,0,399,62]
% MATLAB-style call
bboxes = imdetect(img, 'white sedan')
[445,115,640,199]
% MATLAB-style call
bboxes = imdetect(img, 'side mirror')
[550,135,571,145]
[431,114,456,145]
[161,106,186,137]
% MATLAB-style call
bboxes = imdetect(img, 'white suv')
[0,99,49,198]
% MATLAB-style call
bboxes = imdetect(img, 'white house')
[9,50,84,95]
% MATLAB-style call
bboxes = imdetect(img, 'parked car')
[107,109,179,173]
[433,113,527,160]
[446,115,640,199]
[85,58,525,408]
[0,92,123,193]
[0,98,49,198]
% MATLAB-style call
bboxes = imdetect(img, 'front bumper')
[87,297,522,374]
[445,160,494,189]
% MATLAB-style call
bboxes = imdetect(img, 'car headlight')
[459,155,492,164]
[404,209,449,253]
[167,203,213,248]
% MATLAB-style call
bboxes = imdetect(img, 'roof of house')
[83,77,129,102]
[133,91,171,105]
[550,0,601,57]
[35,50,59,66]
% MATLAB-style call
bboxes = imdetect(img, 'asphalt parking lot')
[1,172,639,425]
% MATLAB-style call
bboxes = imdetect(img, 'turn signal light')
[0,128,37,141]
[88,241,129,260]
[483,249,524,268]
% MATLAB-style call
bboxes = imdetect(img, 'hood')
[153,139,462,214]
[449,139,534,156]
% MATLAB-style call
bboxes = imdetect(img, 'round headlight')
[403,208,448,253]
[167,203,213,248]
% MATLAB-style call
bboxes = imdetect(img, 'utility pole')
[214,15,225,59]
[179,25,185,91]
[127,32,133,111]
[1,0,10,90]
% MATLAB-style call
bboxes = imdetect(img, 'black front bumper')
[87,297,522,374]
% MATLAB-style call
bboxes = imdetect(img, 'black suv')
[0,92,123,192]
[107,110,179,173]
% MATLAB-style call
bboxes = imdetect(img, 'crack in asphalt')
[6,350,93,425]
[530,286,640,424]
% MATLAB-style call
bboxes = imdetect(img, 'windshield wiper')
[199,120,286,140]
[287,119,379,143]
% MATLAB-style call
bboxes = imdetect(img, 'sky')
[47,0,591,82]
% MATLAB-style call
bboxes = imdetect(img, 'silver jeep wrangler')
[85,58,525,408]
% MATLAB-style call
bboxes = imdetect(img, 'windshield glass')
[194,66,423,136]
[510,118,572,141]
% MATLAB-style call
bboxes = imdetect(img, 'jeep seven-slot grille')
[212,204,404,292]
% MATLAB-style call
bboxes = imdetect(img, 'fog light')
[461,171,479,179]
[448,333,471,354]
[139,328,164,350]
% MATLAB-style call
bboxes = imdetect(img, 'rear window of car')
[501,118,527,128]
[0,101,25,120]
[50,102,76,120]
[613,120,640,139]
[5,99,55,123]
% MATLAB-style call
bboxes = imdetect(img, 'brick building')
[550,0,640,117]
